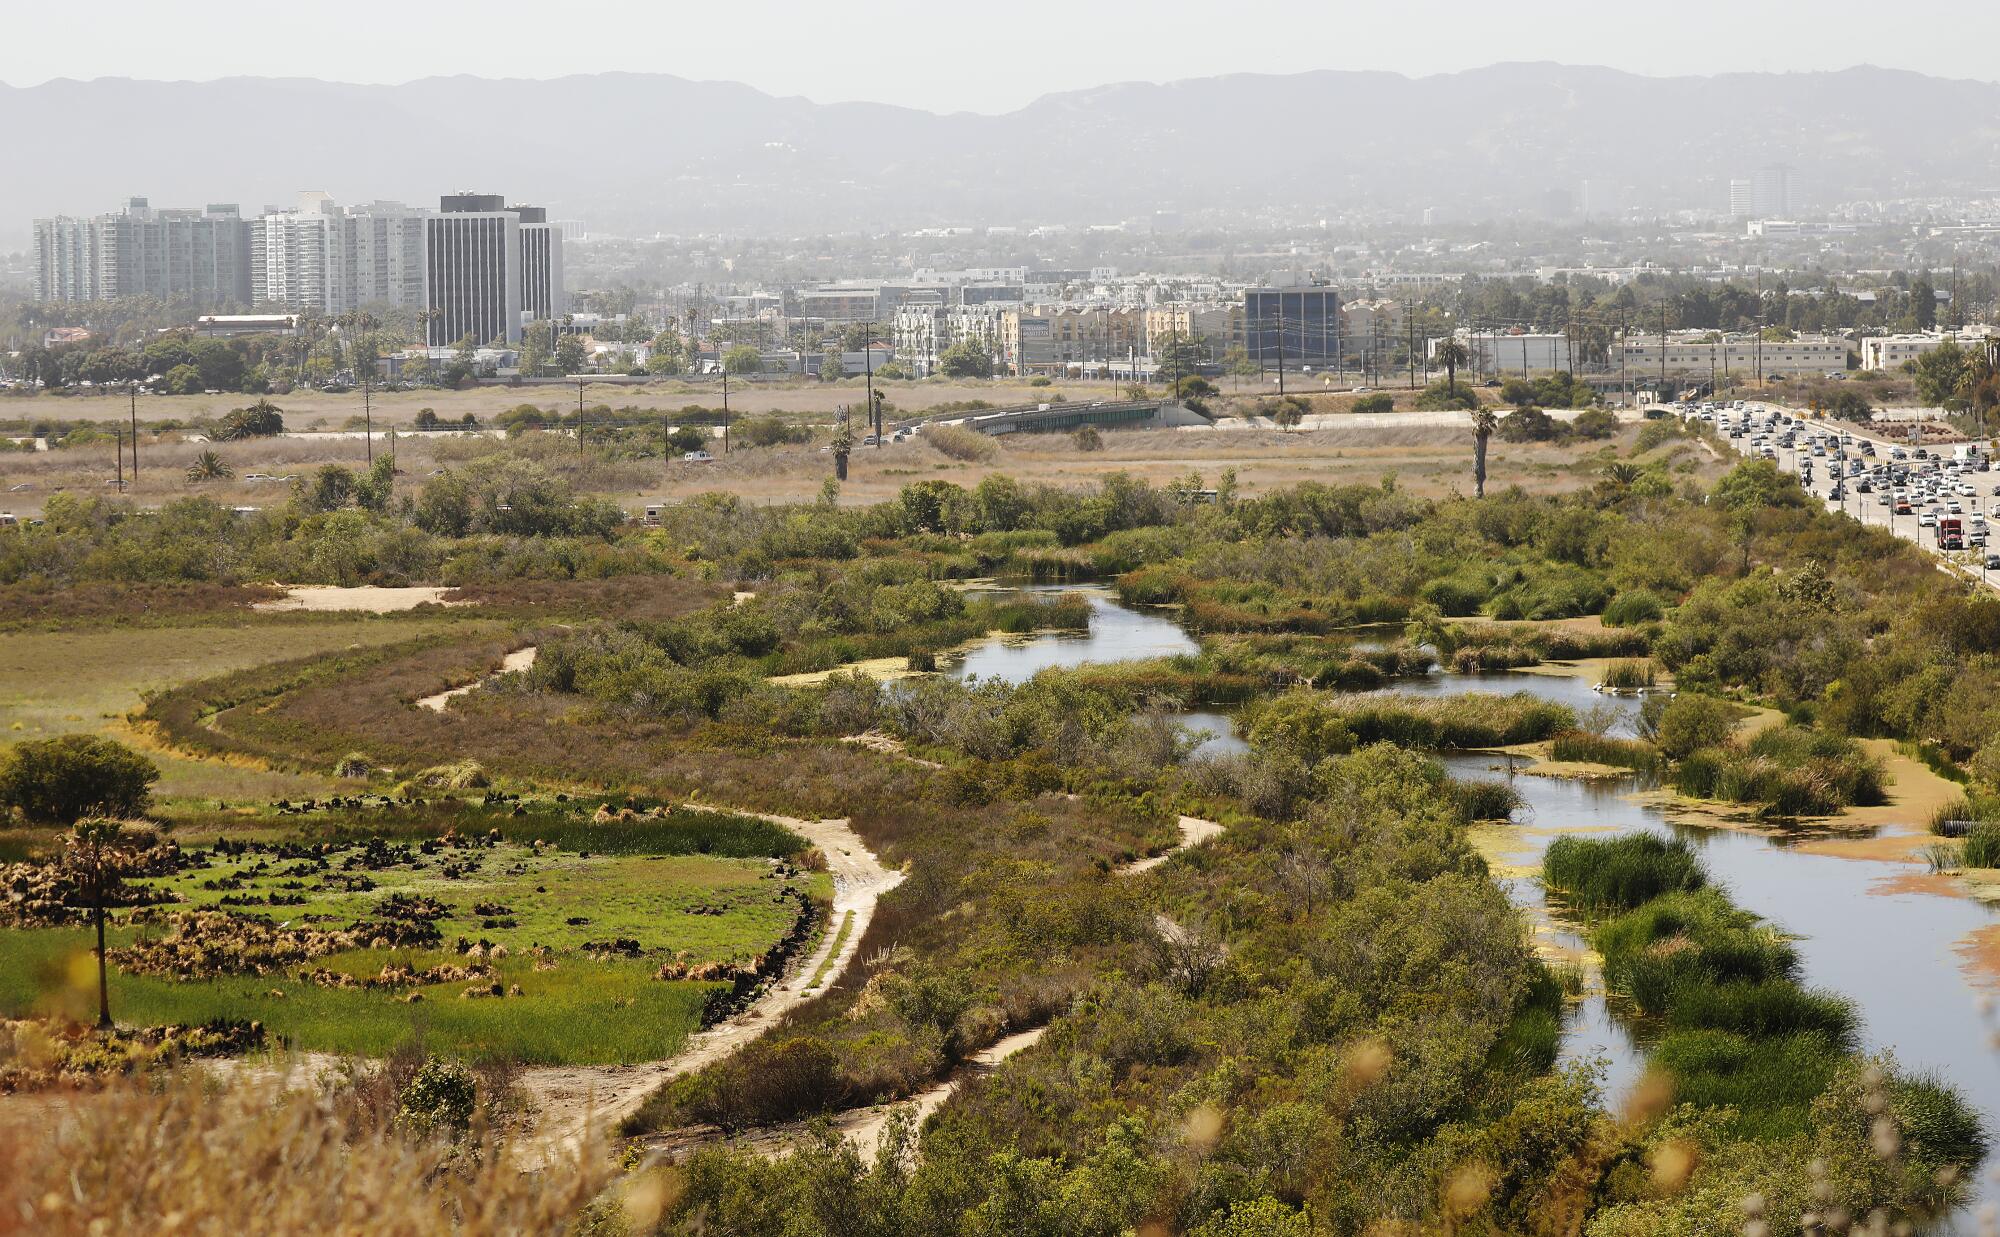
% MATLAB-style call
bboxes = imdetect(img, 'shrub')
[1651,693,1738,759]
[397,1058,478,1134]
[1571,407,1619,439]
[1543,833,1706,912]
[0,734,159,824]
[927,424,995,462]
[1602,590,1665,626]
[1352,393,1395,414]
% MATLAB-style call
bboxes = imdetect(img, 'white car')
[681,450,715,464]
[241,473,275,482]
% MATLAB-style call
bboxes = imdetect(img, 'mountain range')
[6,63,2000,246]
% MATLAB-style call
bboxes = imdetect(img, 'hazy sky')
[4,0,1994,112]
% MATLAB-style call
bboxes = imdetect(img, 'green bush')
[1602,590,1665,626]
[0,734,160,825]
[397,1058,478,1134]
[1352,393,1395,414]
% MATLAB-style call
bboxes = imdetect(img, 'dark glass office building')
[1244,286,1340,368]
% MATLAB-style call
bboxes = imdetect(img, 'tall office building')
[1244,285,1341,368]
[1751,165,1795,219]
[425,193,522,346]
[1728,179,1754,220]
[33,197,252,307]
[513,205,566,323]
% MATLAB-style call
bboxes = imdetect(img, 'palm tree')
[1471,408,1498,498]
[185,449,232,483]
[1434,339,1472,398]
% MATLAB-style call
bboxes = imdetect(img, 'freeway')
[1698,401,2000,593]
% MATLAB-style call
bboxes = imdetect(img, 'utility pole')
[1617,310,1627,407]
[722,364,731,454]
[363,374,374,466]
[128,382,139,480]
[1660,306,1669,401]
[1275,299,1287,397]
[866,320,880,447]
[114,425,124,491]
[1407,305,1417,389]
[576,380,586,452]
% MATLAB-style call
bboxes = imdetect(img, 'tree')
[296,464,357,513]
[723,345,762,376]
[1910,340,1973,408]
[1152,330,1208,381]
[1911,274,1939,330]
[1223,347,1259,388]
[937,340,994,379]
[0,734,158,825]
[1434,339,1471,397]
[1471,407,1499,498]
[215,399,284,440]
[553,334,587,375]
[648,332,686,376]
[185,450,232,483]
[821,347,845,382]
[65,819,147,1030]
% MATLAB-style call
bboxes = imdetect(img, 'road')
[1707,401,2000,594]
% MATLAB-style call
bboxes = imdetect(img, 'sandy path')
[840,730,944,769]
[1120,815,1226,876]
[414,646,539,712]
[253,584,465,613]
[518,808,902,1160]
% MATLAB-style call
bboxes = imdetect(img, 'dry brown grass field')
[0,411,1716,517]
[1,375,1132,427]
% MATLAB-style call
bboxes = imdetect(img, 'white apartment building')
[892,302,1011,376]
[1614,332,1848,378]
[1859,326,1998,371]
[1437,330,1573,373]
[252,194,430,316]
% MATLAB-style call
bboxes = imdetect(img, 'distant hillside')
[6,63,2000,245]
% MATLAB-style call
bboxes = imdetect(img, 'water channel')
[944,586,2000,1226]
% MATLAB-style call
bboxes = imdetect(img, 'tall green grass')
[1673,726,1885,818]
[1548,730,1662,774]
[1542,834,1705,912]
[1541,836,1902,1142]
[1322,691,1576,750]
[1597,659,1657,691]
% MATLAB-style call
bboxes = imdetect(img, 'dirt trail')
[840,730,944,769]
[517,808,902,1161]
[414,646,539,712]
[1120,815,1226,876]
